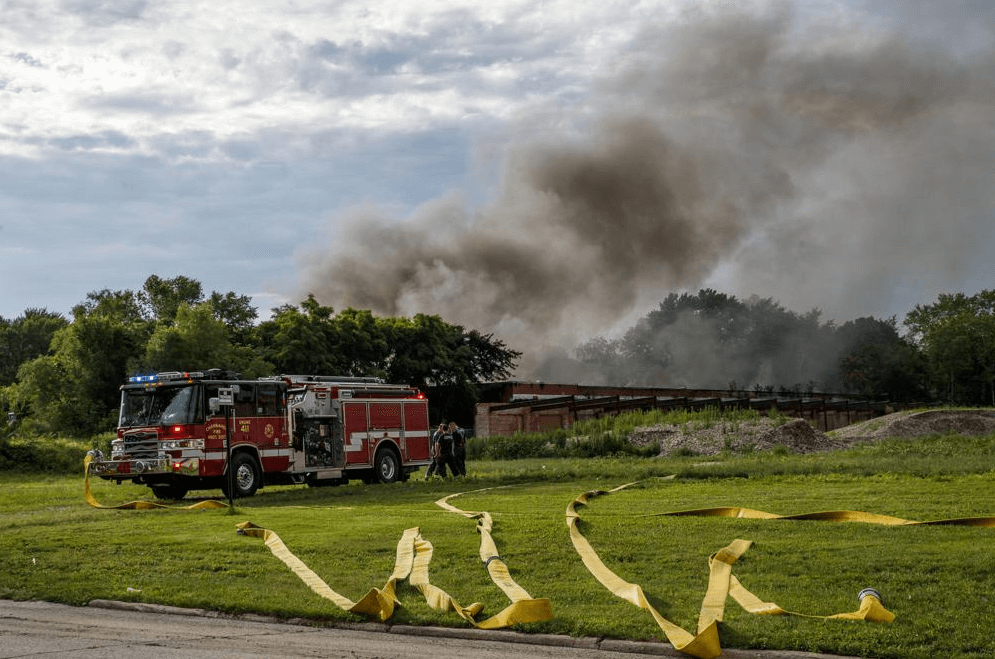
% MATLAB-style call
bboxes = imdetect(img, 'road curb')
[86,599,860,659]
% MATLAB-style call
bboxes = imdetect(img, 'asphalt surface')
[0,599,862,659]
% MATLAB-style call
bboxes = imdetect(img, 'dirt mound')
[629,409,995,457]
[753,418,845,452]
[830,409,995,441]
[629,416,842,456]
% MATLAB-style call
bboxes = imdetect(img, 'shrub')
[0,432,113,473]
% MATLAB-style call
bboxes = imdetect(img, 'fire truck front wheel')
[373,446,401,484]
[223,452,261,498]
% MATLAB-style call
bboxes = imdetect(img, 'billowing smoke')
[296,119,741,346]
[296,3,995,381]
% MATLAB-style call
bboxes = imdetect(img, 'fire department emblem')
[264,423,275,439]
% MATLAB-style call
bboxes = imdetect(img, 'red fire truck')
[86,370,432,499]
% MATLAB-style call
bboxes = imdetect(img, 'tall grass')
[0,431,113,473]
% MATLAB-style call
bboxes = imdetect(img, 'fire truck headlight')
[162,439,205,450]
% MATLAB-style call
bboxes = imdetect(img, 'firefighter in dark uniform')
[426,424,445,478]
[449,422,466,476]
[438,423,462,477]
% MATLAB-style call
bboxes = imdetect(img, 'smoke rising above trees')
[296,3,995,383]
[532,288,929,402]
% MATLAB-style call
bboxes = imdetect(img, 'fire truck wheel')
[225,452,261,498]
[373,446,401,484]
[150,484,188,500]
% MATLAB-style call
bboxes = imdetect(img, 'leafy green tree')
[72,289,145,324]
[256,295,346,375]
[0,309,68,387]
[379,314,520,425]
[324,308,389,376]
[209,291,258,344]
[138,275,204,324]
[577,290,838,391]
[259,297,521,424]
[905,290,995,343]
[837,317,927,401]
[9,278,263,434]
[140,302,270,378]
[381,314,462,389]
[8,354,75,431]
[464,329,520,383]
[12,304,148,433]
[922,313,995,404]
[905,290,995,405]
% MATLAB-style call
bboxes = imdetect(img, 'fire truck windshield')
[119,384,201,428]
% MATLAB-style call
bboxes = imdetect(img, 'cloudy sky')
[2,0,993,354]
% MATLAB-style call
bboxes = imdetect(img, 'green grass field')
[2,424,994,659]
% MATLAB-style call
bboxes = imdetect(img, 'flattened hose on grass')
[566,483,905,659]
[436,489,553,628]
[235,522,435,621]
[235,488,551,629]
[657,506,995,527]
[83,453,228,510]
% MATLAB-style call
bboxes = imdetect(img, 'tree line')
[535,288,995,407]
[0,275,520,435]
[2,278,994,438]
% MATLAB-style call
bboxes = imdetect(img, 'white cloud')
[1,0,673,163]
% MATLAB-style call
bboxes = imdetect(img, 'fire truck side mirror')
[209,398,220,415]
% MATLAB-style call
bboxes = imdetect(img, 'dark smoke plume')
[297,3,995,380]
[297,119,741,346]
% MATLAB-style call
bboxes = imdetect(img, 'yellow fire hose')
[84,457,549,627]
[657,505,995,526]
[436,489,553,627]
[83,453,228,510]
[234,488,552,629]
[567,482,995,659]
[235,522,429,620]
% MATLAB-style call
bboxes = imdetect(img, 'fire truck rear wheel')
[373,446,401,484]
[224,452,261,498]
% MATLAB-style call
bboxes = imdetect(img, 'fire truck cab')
[87,370,432,499]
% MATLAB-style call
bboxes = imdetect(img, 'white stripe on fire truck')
[204,448,292,461]
[343,430,430,452]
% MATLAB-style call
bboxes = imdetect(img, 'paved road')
[1,599,852,659]
[0,599,682,659]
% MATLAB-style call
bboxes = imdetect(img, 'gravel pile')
[830,409,995,441]
[627,409,995,457]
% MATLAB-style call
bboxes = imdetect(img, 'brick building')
[474,381,887,436]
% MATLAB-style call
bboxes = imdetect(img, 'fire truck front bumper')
[86,450,200,481]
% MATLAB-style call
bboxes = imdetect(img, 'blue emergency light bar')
[128,371,205,383]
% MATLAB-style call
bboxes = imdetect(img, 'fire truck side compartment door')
[369,401,402,457]
[403,400,431,461]
[343,402,370,465]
